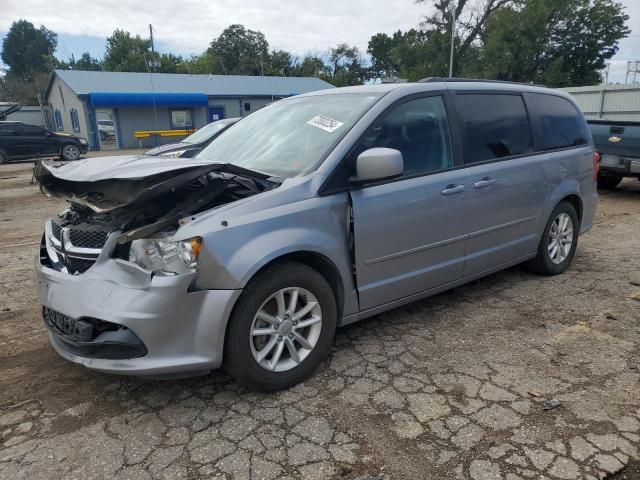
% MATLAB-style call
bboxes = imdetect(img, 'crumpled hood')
[145,142,192,156]
[41,154,218,182]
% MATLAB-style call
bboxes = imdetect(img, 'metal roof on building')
[49,69,335,98]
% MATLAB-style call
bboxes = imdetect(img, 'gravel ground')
[0,161,639,480]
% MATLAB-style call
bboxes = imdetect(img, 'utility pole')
[448,3,456,78]
[149,24,157,73]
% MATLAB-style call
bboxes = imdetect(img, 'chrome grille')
[45,220,110,275]
[69,229,108,249]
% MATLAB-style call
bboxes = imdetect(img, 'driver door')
[350,95,470,311]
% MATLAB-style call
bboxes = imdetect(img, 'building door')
[208,106,225,123]
[96,109,119,150]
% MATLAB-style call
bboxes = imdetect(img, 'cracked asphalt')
[1,161,639,480]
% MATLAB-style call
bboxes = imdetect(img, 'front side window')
[170,109,193,129]
[456,94,532,164]
[196,93,383,178]
[353,96,453,177]
[21,125,48,137]
[526,93,589,150]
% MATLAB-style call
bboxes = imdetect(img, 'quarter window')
[355,96,454,177]
[526,93,589,150]
[456,94,532,164]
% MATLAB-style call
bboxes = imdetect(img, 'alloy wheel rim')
[249,287,322,372]
[64,145,79,160]
[548,213,573,264]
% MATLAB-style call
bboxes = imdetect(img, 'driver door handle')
[473,178,497,189]
[441,184,465,195]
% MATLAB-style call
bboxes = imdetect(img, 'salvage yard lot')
[0,161,639,480]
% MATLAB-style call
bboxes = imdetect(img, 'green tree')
[267,50,297,76]
[1,19,57,78]
[482,0,630,86]
[417,0,517,77]
[70,52,102,71]
[207,24,269,75]
[325,44,368,86]
[103,30,150,72]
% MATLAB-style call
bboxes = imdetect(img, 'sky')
[1,0,640,83]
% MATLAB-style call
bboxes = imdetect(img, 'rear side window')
[0,125,19,136]
[526,93,589,150]
[456,94,532,164]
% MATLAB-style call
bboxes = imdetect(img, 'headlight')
[160,149,188,158]
[129,236,202,275]
[78,138,88,144]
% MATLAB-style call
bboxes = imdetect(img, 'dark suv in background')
[0,121,88,163]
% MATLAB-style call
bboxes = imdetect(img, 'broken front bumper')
[35,255,241,376]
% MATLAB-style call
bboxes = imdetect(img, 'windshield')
[184,119,234,144]
[195,93,383,178]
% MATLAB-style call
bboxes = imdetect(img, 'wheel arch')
[238,250,345,319]
[536,181,584,240]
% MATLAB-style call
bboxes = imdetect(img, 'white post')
[449,4,456,78]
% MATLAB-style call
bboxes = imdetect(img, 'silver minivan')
[35,80,598,390]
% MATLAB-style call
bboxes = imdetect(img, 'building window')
[170,109,193,129]
[70,109,80,133]
[244,102,251,112]
[54,110,64,131]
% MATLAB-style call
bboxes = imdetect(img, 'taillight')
[593,150,601,181]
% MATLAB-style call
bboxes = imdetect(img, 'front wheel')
[525,202,579,276]
[61,144,81,161]
[224,262,337,391]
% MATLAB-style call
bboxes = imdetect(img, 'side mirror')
[353,148,404,183]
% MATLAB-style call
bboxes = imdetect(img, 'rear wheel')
[597,173,622,190]
[525,202,579,276]
[224,262,337,391]
[61,144,81,161]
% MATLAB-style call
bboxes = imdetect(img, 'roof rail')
[418,77,542,87]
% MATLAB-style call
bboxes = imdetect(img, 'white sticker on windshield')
[306,115,344,133]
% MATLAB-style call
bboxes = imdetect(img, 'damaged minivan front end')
[35,156,279,375]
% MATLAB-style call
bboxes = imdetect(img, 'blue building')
[44,69,334,151]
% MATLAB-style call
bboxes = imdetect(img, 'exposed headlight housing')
[129,236,202,275]
[160,149,188,158]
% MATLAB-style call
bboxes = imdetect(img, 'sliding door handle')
[473,178,497,189]
[441,184,465,195]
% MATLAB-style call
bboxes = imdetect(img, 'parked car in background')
[0,121,88,163]
[35,80,597,390]
[97,119,116,141]
[144,118,240,158]
[588,119,640,189]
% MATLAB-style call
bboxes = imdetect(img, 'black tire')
[0,149,6,164]
[60,144,81,161]
[525,202,579,276]
[224,262,337,391]
[597,173,622,190]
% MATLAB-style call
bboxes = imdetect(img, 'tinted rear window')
[456,94,532,164]
[527,93,589,150]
